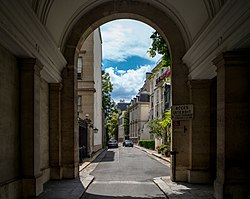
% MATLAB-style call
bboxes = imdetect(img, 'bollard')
[170,150,177,181]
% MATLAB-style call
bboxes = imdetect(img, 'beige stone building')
[150,64,171,120]
[129,95,151,143]
[118,110,126,142]
[0,1,249,198]
[129,73,151,142]
[117,100,130,142]
[77,28,103,157]
[147,64,171,147]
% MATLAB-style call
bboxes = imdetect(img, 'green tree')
[148,112,171,144]
[159,110,171,129]
[123,109,130,136]
[102,72,116,120]
[148,31,171,74]
[106,111,120,140]
[148,118,164,137]
[159,110,171,144]
[102,71,119,142]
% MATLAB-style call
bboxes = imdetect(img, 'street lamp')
[84,114,91,124]
[93,127,98,134]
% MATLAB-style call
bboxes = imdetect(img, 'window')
[77,57,83,79]
[78,96,82,112]
[155,74,158,85]
[156,90,159,103]
[151,95,154,108]
[165,85,170,110]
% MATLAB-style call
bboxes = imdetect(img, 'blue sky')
[100,19,161,103]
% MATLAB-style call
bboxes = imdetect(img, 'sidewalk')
[134,144,171,163]
[35,148,107,199]
[135,145,215,199]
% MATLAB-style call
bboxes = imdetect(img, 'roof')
[117,102,130,111]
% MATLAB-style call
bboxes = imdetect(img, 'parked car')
[108,140,118,148]
[123,139,133,147]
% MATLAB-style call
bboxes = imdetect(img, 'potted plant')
[164,145,170,157]
[160,144,167,155]
[156,145,161,154]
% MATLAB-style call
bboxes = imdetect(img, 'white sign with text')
[171,104,193,121]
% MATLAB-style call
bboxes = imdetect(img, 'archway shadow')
[93,150,115,162]
[36,178,86,199]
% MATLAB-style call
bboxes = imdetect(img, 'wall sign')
[171,104,193,121]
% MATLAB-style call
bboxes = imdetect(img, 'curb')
[135,145,171,163]
[79,175,95,198]
[152,153,171,163]
[79,148,107,172]
[79,148,108,198]
[153,177,170,199]
[81,175,95,188]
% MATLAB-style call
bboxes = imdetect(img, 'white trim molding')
[0,0,67,82]
[183,0,250,79]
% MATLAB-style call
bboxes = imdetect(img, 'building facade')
[147,64,171,147]
[77,28,103,157]
[118,111,126,142]
[150,65,171,119]
[117,100,130,142]
[129,73,151,142]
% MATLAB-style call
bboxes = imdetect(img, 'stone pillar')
[213,51,250,199]
[187,80,212,183]
[171,62,190,181]
[49,83,62,179]
[61,65,79,178]
[19,58,43,196]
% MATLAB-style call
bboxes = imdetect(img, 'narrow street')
[81,146,170,198]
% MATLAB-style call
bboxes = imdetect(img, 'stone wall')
[0,44,21,198]
[93,28,103,150]
[40,78,50,183]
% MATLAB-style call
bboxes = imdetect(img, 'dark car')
[123,140,133,147]
[108,140,118,148]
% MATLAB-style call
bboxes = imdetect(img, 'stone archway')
[61,0,190,180]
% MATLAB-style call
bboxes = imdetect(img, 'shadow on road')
[93,150,115,162]
[37,178,86,199]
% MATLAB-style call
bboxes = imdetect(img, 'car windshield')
[109,140,117,143]
[125,140,132,143]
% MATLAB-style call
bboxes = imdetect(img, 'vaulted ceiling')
[0,0,248,81]
[28,0,227,49]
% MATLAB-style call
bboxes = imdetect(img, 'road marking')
[92,181,154,185]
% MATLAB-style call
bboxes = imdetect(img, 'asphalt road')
[81,146,170,199]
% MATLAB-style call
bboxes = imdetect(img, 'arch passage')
[61,0,190,182]
[62,0,188,65]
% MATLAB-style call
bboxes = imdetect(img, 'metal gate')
[79,119,88,163]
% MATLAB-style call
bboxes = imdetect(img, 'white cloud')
[117,70,126,74]
[105,65,153,103]
[100,19,163,103]
[100,19,161,62]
